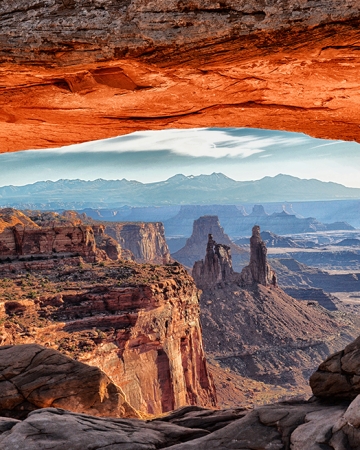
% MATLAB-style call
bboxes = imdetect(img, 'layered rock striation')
[2,3,360,152]
[1,1,358,64]
[0,259,216,416]
[0,208,171,265]
[0,209,98,262]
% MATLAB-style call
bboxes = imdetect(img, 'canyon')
[192,226,359,403]
[1,250,360,447]
[2,2,360,447]
[0,208,218,415]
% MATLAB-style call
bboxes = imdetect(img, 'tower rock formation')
[193,234,234,290]
[240,225,276,287]
[173,215,246,269]
[193,225,275,289]
[192,225,357,401]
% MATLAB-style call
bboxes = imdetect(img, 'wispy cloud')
[308,141,343,150]
[2,127,360,188]
[40,128,309,159]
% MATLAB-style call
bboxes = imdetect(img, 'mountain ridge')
[1,173,360,208]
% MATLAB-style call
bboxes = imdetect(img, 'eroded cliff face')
[105,222,171,264]
[1,3,360,152]
[0,209,171,265]
[0,259,216,415]
[0,208,99,261]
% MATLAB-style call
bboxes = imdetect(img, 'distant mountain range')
[1,173,360,208]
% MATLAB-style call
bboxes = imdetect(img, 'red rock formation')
[191,225,357,399]
[173,216,246,269]
[105,222,171,264]
[92,224,123,261]
[0,260,217,415]
[193,234,235,290]
[240,225,276,287]
[1,5,360,152]
[0,209,171,265]
[0,220,98,262]
[0,344,138,419]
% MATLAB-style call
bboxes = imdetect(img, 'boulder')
[0,344,138,419]
[310,335,360,400]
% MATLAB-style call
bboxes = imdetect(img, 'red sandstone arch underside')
[1,22,360,153]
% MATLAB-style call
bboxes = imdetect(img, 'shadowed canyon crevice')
[1,1,360,152]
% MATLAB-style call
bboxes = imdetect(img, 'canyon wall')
[0,209,98,261]
[0,259,216,415]
[105,222,171,264]
[0,209,171,265]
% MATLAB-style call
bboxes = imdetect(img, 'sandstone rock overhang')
[1,2,360,152]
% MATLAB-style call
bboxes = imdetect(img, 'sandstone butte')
[1,1,360,153]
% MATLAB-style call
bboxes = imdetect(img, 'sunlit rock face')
[1,2,360,152]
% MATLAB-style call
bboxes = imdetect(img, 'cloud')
[39,128,309,159]
[2,127,360,188]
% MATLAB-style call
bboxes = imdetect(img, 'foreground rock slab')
[2,399,360,449]
[0,344,138,419]
[0,408,209,450]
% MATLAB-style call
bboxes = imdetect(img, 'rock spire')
[192,234,234,290]
[193,225,276,289]
[240,225,276,287]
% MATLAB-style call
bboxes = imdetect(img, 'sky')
[1,127,360,187]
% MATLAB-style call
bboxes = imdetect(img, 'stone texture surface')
[2,399,360,450]
[0,259,216,416]
[167,401,352,450]
[310,335,360,400]
[0,407,210,450]
[1,5,360,152]
[1,0,358,65]
[0,344,138,419]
